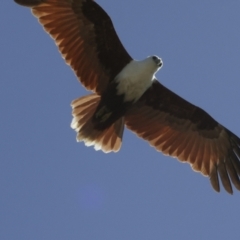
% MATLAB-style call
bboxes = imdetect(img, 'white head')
[144,55,162,72]
[133,55,163,78]
[150,55,163,68]
[115,55,163,102]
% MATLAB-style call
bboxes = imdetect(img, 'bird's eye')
[152,56,157,60]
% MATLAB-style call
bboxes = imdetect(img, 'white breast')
[115,57,162,102]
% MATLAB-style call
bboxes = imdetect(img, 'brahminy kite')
[14,0,240,194]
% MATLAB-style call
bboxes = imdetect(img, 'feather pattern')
[15,0,132,94]
[15,0,240,194]
[125,80,240,193]
[71,94,124,153]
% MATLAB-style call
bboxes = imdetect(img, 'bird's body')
[92,57,162,130]
[115,57,162,102]
[14,0,240,194]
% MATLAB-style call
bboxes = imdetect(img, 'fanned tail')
[71,94,124,153]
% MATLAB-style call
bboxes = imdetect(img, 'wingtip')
[14,0,42,7]
[210,165,220,193]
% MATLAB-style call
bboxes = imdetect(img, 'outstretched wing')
[15,0,132,94]
[125,80,240,194]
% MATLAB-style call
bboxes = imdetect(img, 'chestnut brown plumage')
[17,0,132,94]
[125,80,240,193]
[15,0,240,194]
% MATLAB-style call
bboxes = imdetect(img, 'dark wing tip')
[210,165,220,193]
[210,132,240,194]
[14,0,42,7]
[225,155,240,191]
[218,161,233,194]
[227,134,240,192]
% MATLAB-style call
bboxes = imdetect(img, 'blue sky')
[1,1,240,239]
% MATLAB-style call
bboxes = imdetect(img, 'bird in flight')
[14,0,240,194]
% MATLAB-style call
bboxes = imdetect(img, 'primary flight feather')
[14,0,240,194]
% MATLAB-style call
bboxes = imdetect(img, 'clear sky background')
[1,1,240,239]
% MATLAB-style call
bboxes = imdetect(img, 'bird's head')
[151,55,163,68]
